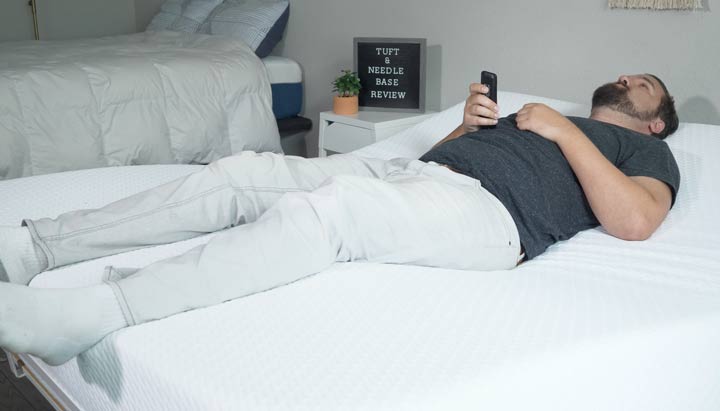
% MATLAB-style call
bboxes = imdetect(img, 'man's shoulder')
[569,116,664,145]
[567,116,612,130]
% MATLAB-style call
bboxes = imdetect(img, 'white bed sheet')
[1,92,720,410]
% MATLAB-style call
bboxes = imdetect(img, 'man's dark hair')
[648,74,679,140]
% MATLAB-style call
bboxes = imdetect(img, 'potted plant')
[332,69,362,115]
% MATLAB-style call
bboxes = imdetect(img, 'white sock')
[0,282,128,366]
[0,226,48,285]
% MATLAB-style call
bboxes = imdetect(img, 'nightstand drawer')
[323,122,375,153]
[318,110,436,156]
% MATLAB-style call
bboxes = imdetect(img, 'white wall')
[135,0,165,32]
[0,0,136,41]
[36,0,136,40]
[275,0,720,156]
[0,0,35,41]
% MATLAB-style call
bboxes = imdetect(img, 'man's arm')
[515,103,672,240]
[433,124,466,148]
[434,83,499,148]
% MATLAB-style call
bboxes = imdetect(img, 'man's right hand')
[463,83,500,133]
[431,83,501,149]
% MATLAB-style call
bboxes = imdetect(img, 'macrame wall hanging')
[608,0,702,9]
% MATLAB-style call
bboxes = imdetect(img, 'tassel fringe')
[609,0,702,9]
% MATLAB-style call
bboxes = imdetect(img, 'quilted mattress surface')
[0,31,281,180]
[1,92,719,410]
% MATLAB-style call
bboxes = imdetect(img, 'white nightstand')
[318,110,436,157]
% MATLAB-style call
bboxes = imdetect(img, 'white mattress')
[2,91,720,410]
[262,56,302,84]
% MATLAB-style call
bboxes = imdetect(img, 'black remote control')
[481,71,497,128]
[481,71,497,104]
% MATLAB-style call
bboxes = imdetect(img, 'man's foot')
[0,282,128,366]
[0,226,48,284]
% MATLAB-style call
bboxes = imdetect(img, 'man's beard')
[591,82,656,121]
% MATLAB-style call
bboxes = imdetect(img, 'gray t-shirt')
[419,114,680,260]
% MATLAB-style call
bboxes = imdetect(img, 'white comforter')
[0,31,281,180]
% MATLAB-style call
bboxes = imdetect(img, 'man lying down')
[0,74,680,366]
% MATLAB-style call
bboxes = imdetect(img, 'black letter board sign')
[354,37,426,112]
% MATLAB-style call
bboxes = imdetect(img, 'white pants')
[24,152,520,326]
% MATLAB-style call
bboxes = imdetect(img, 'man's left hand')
[515,103,576,144]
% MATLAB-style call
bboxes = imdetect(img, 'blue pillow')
[200,0,290,58]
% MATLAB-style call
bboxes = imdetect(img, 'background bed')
[0,31,282,180]
[1,91,719,411]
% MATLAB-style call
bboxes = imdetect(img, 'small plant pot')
[333,95,359,115]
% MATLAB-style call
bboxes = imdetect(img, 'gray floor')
[0,351,54,411]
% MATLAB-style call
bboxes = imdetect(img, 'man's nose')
[618,75,630,86]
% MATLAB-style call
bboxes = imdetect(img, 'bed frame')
[4,351,79,411]
[277,116,312,136]
[277,115,313,157]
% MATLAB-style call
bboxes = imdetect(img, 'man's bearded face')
[592,82,657,122]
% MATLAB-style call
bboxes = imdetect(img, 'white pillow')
[353,91,591,161]
[496,91,590,118]
[199,0,290,57]
[147,0,223,33]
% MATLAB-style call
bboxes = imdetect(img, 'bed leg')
[4,349,26,378]
[4,350,71,411]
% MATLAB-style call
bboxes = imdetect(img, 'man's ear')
[649,118,666,135]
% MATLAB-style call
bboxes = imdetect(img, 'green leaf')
[332,69,362,96]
